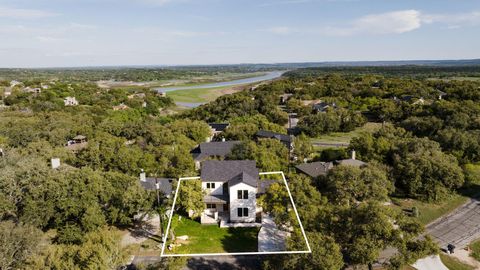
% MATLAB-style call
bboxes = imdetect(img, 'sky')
[0,0,479,68]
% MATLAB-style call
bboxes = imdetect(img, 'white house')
[64,97,79,106]
[200,160,260,224]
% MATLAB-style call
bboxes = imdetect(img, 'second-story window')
[237,190,248,199]
[206,182,215,189]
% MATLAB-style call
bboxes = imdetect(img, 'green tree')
[177,180,205,219]
[0,221,42,270]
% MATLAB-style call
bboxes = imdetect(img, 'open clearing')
[311,122,382,148]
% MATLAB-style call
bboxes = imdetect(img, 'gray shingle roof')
[140,178,174,195]
[257,179,280,194]
[204,194,228,204]
[228,171,258,188]
[296,161,334,178]
[335,159,367,167]
[201,160,259,185]
[208,123,229,132]
[192,141,241,161]
[256,130,293,143]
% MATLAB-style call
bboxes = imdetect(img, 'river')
[154,70,284,93]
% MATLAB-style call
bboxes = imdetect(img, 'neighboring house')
[279,93,293,104]
[296,150,366,178]
[395,95,425,105]
[437,90,447,100]
[113,103,129,111]
[3,87,12,97]
[64,97,79,106]
[10,80,21,87]
[200,160,260,224]
[128,93,146,99]
[312,101,336,113]
[296,161,334,178]
[208,123,229,141]
[191,140,241,169]
[23,87,41,94]
[256,130,294,152]
[65,135,88,153]
[139,170,174,198]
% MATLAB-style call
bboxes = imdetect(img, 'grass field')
[470,239,480,262]
[168,86,232,103]
[311,122,383,147]
[440,254,476,270]
[390,194,469,226]
[166,215,259,254]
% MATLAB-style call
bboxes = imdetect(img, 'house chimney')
[351,150,356,160]
[140,169,146,182]
[51,158,61,169]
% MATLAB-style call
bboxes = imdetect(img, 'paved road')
[426,198,480,250]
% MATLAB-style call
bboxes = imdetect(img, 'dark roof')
[313,102,336,112]
[257,179,280,194]
[191,141,241,161]
[228,171,258,188]
[141,178,174,195]
[335,159,367,167]
[256,130,293,143]
[204,194,228,204]
[296,161,334,178]
[208,123,229,132]
[201,160,259,184]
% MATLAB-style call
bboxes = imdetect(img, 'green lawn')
[166,215,259,254]
[168,86,231,103]
[310,122,382,146]
[440,254,475,270]
[470,239,480,262]
[390,195,469,226]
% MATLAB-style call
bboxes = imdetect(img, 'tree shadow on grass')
[186,256,261,270]
[220,227,260,253]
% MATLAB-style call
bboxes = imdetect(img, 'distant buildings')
[65,135,88,153]
[112,103,130,111]
[23,87,42,95]
[64,97,79,106]
[312,101,336,113]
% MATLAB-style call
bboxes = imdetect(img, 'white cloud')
[422,11,480,26]
[264,26,295,35]
[325,10,422,36]
[0,6,58,19]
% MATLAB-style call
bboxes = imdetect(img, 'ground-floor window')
[237,207,249,217]
[206,203,216,209]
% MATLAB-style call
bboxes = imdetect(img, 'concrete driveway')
[412,255,448,270]
[258,214,290,252]
[426,198,480,250]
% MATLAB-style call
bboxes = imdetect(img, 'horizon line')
[1,58,480,70]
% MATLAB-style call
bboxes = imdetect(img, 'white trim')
[160,172,311,257]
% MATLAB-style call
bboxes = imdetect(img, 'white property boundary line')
[160,171,312,257]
